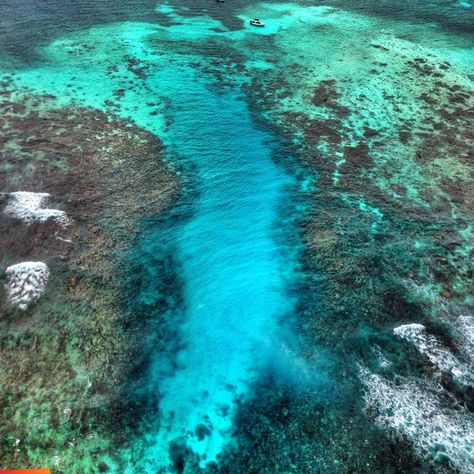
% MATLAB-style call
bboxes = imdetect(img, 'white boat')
[250,18,265,27]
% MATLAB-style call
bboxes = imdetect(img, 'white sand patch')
[359,367,474,473]
[4,191,70,226]
[4,262,50,310]
[394,323,473,386]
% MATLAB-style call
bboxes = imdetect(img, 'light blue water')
[133,67,300,468]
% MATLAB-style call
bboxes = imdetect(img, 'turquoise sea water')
[0,0,473,472]
[130,67,300,468]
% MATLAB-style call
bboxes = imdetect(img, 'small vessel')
[250,18,265,27]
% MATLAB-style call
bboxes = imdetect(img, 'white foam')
[372,345,392,370]
[4,191,70,226]
[456,316,474,361]
[4,262,50,310]
[360,367,474,473]
[394,323,473,385]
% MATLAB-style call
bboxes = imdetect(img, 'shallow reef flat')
[0,1,472,473]
[236,3,474,342]
[0,88,178,471]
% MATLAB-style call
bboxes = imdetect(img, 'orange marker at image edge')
[0,470,51,474]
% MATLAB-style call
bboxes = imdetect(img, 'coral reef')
[0,89,178,472]
[0,1,472,472]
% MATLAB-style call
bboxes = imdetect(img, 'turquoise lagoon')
[126,70,302,468]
